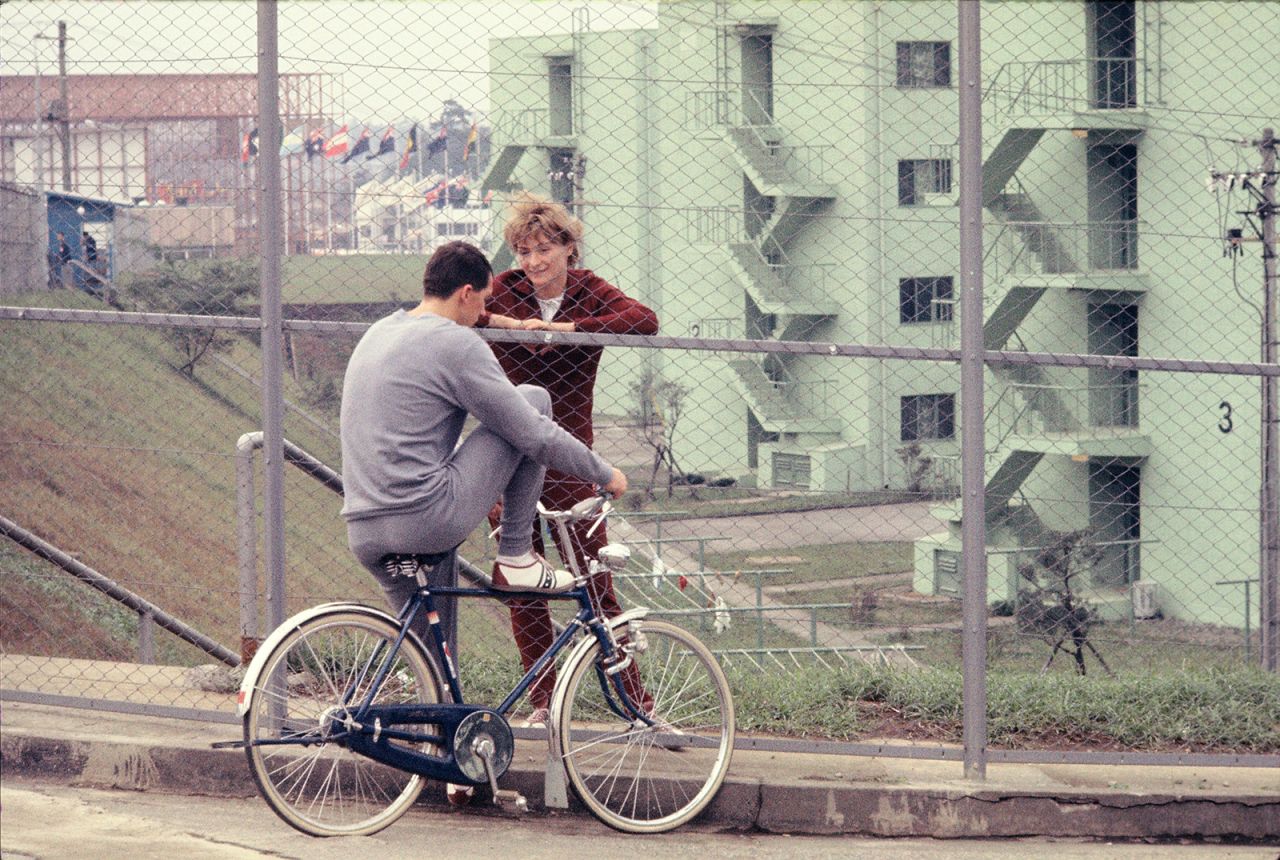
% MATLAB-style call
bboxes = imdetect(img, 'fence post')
[756,571,765,649]
[1259,127,1277,672]
[236,431,262,662]
[958,0,989,781]
[137,609,154,664]
[257,0,287,634]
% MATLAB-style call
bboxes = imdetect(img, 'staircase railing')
[987,382,1145,440]
[0,513,240,667]
[985,58,1146,121]
[690,88,832,185]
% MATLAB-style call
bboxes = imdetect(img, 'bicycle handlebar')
[537,491,612,535]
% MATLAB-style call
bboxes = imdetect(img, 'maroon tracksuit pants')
[491,471,651,712]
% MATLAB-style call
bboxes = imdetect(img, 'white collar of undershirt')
[535,293,564,322]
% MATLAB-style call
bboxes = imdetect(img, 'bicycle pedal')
[492,788,528,813]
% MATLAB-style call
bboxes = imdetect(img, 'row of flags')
[241,121,479,168]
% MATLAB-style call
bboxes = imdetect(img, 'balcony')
[687,89,836,193]
[987,382,1152,459]
[985,58,1154,126]
[982,217,1149,348]
[478,108,577,195]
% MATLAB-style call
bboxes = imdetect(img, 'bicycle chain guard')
[453,709,514,784]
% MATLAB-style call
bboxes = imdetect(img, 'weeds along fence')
[1,1,1278,769]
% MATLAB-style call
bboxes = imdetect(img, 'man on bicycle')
[340,241,627,652]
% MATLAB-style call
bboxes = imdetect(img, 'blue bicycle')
[236,495,735,835]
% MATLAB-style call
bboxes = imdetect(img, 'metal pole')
[957,0,988,779]
[56,21,71,191]
[138,610,155,664]
[235,433,260,663]
[31,38,45,194]
[1260,127,1278,672]
[257,1,288,634]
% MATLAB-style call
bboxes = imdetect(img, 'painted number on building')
[1218,401,1233,434]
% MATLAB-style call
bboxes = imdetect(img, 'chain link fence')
[2,0,1278,763]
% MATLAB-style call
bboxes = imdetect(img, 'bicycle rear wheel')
[242,609,443,836]
[556,619,734,833]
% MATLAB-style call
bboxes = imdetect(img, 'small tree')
[630,365,690,499]
[896,442,935,495]
[122,258,257,378]
[1015,529,1113,677]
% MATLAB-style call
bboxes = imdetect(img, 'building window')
[898,159,953,206]
[899,276,954,324]
[896,41,951,88]
[901,394,955,441]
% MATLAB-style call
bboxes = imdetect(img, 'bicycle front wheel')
[242,609,443,836]
[556,619,734,833]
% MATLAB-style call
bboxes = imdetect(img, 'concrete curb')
[3,723,1278,841]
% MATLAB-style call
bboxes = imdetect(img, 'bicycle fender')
[236,602,403,718]
[548,608,650,729]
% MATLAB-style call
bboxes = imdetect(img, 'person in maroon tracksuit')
[480,192,658,727]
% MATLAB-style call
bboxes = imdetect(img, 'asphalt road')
[3,779,1276,860]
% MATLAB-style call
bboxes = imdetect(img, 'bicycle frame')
[292,551,648,786]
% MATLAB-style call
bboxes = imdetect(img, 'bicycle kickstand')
[472,736,528,813]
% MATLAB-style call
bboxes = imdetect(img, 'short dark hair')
[422,241,492,299]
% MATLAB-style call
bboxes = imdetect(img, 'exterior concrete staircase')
[726,357,841,436]
[720,126,836,256]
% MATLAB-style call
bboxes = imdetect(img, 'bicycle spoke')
[244,611,440,836]
[558,620,734,833]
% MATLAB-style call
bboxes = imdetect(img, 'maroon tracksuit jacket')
[481,267,658,709]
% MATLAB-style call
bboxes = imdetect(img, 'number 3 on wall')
[1219,401,1233,434]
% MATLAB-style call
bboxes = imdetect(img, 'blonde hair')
[503,191,583,266]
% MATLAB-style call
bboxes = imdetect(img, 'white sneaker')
[521,707,550,729]
[445,783,475,806]
[492,553,575,593]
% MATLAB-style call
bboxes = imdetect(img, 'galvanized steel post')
[957,0,989,779]
[235,431,262,663]
[1261,127,1277,672]
[257,2,287,634]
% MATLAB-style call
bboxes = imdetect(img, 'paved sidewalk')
[2,700,1277,842]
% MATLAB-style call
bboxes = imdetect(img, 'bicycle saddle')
[380,550,455,578]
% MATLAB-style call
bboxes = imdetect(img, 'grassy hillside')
[0,290,380,663]
[282,254,425,304]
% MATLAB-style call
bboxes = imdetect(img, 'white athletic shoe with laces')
[492,553,575,593]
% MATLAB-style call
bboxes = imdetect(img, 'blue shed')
[45,189,124,293]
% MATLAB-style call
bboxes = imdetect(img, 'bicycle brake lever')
[585,501,611,538]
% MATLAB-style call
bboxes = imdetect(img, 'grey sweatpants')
[346,384,552,657]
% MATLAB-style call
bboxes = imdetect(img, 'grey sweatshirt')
[340,309,613,521]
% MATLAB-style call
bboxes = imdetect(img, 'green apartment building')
[481,1,1277,630]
